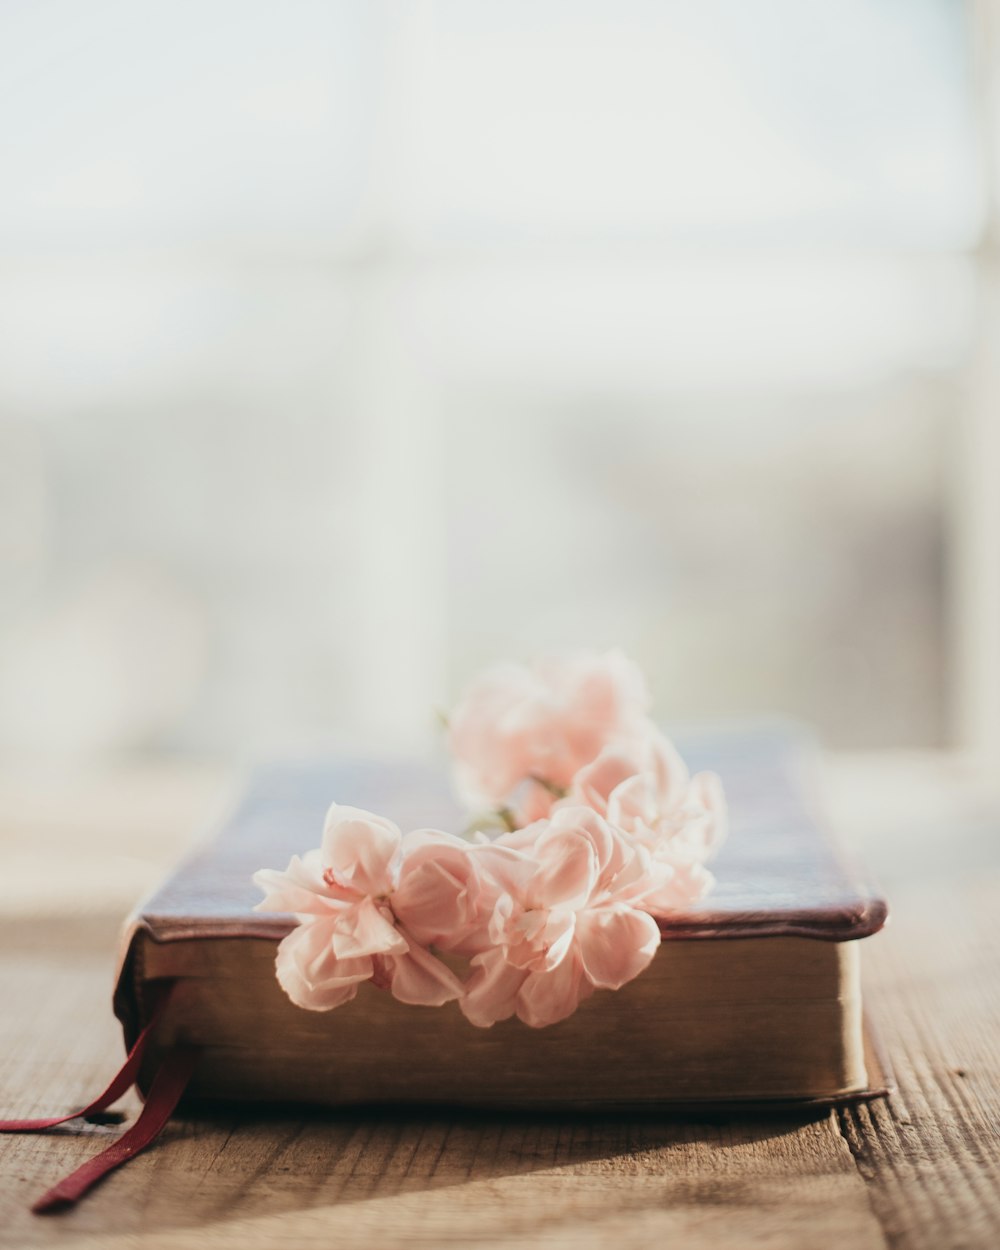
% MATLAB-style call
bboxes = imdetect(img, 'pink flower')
[392,831,522,957]
[564,728,727,913]
[563,728,688,818]
[447,649,652,820]
[460,806,664,1029]
[253,805,464,1011]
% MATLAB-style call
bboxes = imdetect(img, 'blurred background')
[1,0,999,769]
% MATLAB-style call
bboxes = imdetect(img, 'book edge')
[113,927,893,1111]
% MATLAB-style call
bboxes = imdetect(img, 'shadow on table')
[78,1100,834,1234]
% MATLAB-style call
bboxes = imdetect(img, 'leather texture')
[118,721,888,956]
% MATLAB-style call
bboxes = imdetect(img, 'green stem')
[528,775,569,800]
[461,807,519,837]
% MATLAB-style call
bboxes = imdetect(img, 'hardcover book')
[113,724,889,1110]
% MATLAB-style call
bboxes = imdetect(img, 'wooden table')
[1,755,997,1249]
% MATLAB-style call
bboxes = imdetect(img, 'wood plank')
[828,755,1000,1250]
[837,886,1000,1250]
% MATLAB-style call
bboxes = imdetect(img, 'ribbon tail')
[32,1045,200,1215]
[0,982,175,1133]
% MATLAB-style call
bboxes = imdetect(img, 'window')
[0,1,990,757]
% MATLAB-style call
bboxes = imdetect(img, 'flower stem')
[528,775,568,800]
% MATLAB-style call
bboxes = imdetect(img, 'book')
[114,723,889,1110]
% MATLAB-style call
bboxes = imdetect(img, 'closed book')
[112,724,889,1112]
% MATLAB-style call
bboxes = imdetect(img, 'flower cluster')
[254,650,726,1028]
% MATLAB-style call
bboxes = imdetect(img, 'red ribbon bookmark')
[0,988,171,1133]
[30,1046,199,1214]
[0,981,199,1213]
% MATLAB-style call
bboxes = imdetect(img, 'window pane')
[0,0,377,245]
[409,0,978,246]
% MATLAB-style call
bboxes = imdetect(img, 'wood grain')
[837,884,1000,1250]
[0,755,997,1249]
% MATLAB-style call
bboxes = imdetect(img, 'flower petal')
[447,649,651,809]
[393,838,484,950]
[516,953,592,1028]
[253,850,351,917]
[447,662,545,806]
[459,948,528,1028]
[330,897,407,959]
[531,826,597,909]
[566,747,639,817]
[576,906,661,990]
[641,864,716,914]
[646,728,691,809]
[606,773,658,832]
[499,905,576,973]
[688,770,728,857]
[384,929,465,1006]
[274,922,373,1011]
[321,805,402,895]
